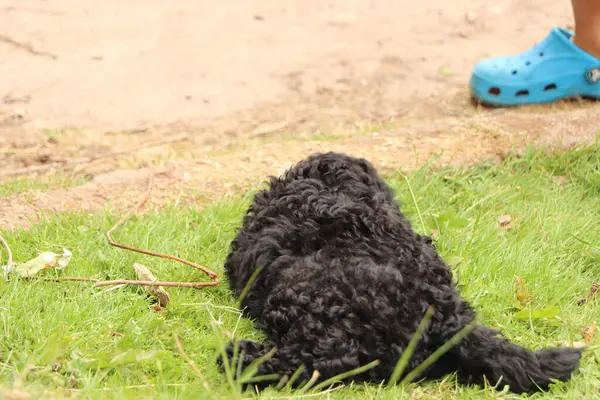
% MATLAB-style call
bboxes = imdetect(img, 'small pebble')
[11,109,25,119]
[465,11,478,24]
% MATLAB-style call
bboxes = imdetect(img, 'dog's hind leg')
[450,325,582,393]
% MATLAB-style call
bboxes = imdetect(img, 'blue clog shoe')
[470,27,600,106]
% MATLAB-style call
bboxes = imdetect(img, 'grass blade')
[238,266,263,306]
[284,364,306,391]
[400,320,478,386]
[310,359,381,393]
[399,172,427,234]
[240,346,278,383]
[388,305,434,386]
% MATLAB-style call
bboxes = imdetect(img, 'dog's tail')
[451,325,582,393]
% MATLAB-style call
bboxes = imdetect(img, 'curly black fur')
[220,152,581,394]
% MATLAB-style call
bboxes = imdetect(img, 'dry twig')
[1,134,188,177]
[0,233,13,267]
[174,334,211,390]
[0,33,57,59]
[39,277,99,283]
[93,279,216,289]
[93,174,219,290]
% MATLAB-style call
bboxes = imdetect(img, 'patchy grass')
[1,144,599,399]
[0,174,90,197]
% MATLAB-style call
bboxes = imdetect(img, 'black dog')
[222,152,581,394]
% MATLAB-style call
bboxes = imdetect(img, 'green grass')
[1,144,599,399]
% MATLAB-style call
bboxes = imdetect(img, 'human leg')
[572,0,600,58]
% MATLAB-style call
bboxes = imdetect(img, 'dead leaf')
[431,230,439,240]
[69,370,79,388]
[51,360,62,372]
[577,283,600,305]
[133,263,171,307]
[514,275,531,304]
[2,248,72,278]
[552,176,569,186]
[582,321,597,344]
[497,214,513,230]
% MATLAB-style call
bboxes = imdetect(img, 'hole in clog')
[488,87,501,96]
[525,61,531,66]
[539,52,544,57]
[512,70,518,75]
[544,83,557,91]
[516,90,529,96]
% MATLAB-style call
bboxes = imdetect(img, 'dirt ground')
[1,0,599,229]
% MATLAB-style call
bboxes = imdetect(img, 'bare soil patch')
[1,0,598,229]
